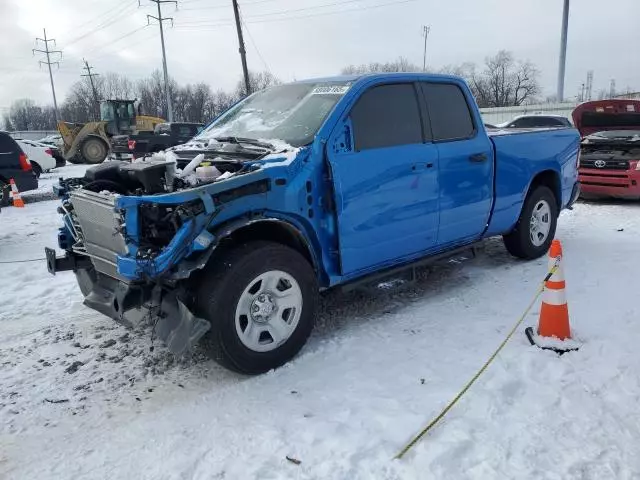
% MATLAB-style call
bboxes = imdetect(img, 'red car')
[574,100,640,199]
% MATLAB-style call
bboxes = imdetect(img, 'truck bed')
[486,127,580,236]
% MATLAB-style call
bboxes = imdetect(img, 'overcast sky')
[1,0,639,114]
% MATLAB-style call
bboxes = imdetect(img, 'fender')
[210,214,329,286]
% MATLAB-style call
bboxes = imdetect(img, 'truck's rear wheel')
[503,185,558,259]
[81,137,108,164]
[196,242,318,374]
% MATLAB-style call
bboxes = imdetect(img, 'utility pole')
[33,28,62,123]
[232,0,251,96]
[585,70,593,101]
[556,0,570,102]
[609,79,616,99]
[81,59,100,120]
[422,25,431,72]
[145,0,176,122]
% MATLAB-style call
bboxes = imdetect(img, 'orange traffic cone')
[525,240,578,353]
[9,179,25,208]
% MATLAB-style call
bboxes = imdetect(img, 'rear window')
[178,125,196,137]
[0,132,20,153]
[350,83,423,151]
[421,83,475,141]
[511,116,568,128]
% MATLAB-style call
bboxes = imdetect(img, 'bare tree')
[341,57,421,75]
[7,99,56,130]
[439,51,540,107]
[235,70,281,99]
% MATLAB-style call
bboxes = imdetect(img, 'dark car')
[0,131,38,206]
[111,122,204,160]
[500,115,572,128]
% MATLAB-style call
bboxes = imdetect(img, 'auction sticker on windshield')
[311,84,351,95]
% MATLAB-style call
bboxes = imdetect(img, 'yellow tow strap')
[395,263,559,460]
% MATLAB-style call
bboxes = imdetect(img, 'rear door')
[420,82,494,246]
[327,82,439,275]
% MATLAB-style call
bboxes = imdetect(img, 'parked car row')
[0,131,37,206]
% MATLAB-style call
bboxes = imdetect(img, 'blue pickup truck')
[46,73,580,374]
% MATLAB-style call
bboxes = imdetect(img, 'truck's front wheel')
[196,242,318,374]
[503,185,558,259]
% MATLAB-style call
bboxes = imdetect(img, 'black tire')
[80,137,108,164]
[195,241,319,375]
[31,162,42,178]
[503,185,558,259]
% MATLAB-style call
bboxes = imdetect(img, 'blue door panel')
[436,138,494,245]
[329,143,439,274]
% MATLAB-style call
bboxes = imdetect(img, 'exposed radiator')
[70,190,129,280]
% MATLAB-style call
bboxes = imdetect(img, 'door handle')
[469,153,488,162]
[412,163,435,171]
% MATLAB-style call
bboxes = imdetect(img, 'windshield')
[587,130,640,140]
[100,102,115,122]
[196,81,352,147]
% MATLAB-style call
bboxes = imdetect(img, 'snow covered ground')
[21,164,91,203]
[1,198,640,479]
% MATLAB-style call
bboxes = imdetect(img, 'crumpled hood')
[572,100,640,138]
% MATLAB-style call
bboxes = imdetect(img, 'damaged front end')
[46,156,266,355]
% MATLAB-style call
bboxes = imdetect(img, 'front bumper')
[46,247,211,355]
[579,168,640,199]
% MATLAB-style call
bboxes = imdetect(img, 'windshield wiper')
[214,136,275,151]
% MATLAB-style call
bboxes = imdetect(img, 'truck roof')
[289,72,464,85]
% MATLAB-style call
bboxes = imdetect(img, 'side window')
[422,83,475,141]
[178,126,193,137]
[350,83,423,151]
[513,117,534,128]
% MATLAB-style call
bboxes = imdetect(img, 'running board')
[340,243,480,293]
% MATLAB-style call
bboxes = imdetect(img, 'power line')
[33,29,62,122]
[89,25,151,59]
[62,0,134,42]
[240,14,271,74]
[62,1,139,48]
[174,0,419,29]
[143,0,177,122]
[178,0,388,22]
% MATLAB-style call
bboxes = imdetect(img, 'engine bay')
[73,155,253,196]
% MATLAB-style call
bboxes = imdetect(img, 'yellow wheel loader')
[58,99,165,164]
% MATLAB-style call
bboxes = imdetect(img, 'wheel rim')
[529,199,552,247]
[234,270,303,353]
[85,140,106,162]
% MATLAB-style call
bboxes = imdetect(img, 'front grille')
[580,158,630,170]
[581,181,629,188]
[580,172,628,178]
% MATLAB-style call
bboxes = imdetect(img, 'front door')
[327,82,439,276]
